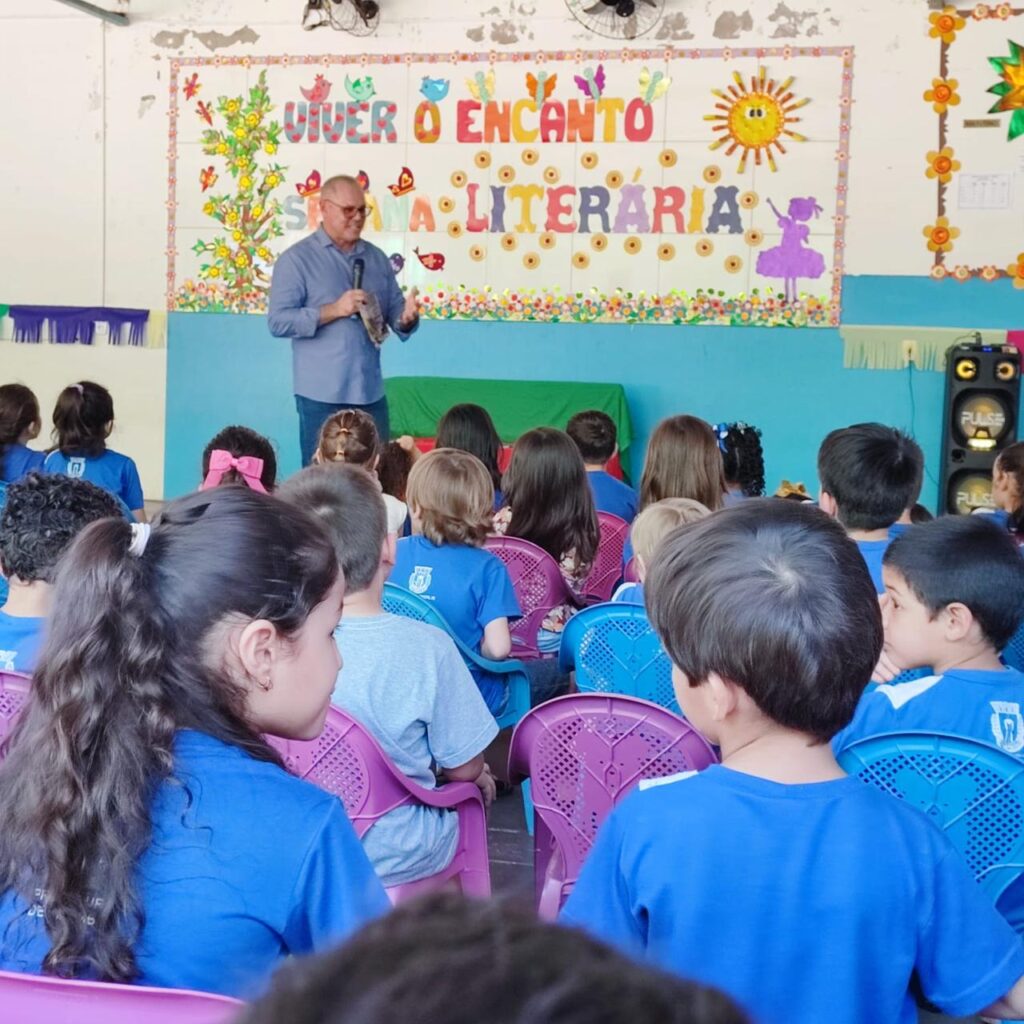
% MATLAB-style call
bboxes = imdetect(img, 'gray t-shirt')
[332,613,499,886]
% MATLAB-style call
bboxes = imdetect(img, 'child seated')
[817,422,923,593]
[715,422,765,506]
[0,473,121,673]
[0,486,385,996]
[991,441,1024,540]
[315,409,407,535]
[639,415,726,512]
[390,448,520,714]
[376,439,414,504]
[0,385,45,485]
[613,498,710,604]
[279,466,498,887]
[567,410,638,523]
[436,403,505,511]
[200,425,278,492]
[563,499,1024,1024]
[43,381,146,522]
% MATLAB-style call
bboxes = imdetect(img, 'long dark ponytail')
[0,487,338,980]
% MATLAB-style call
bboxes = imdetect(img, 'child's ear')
[818,490,838,519]
[706,672,740,722]
[381,533,397,568]
[942,601,977,643]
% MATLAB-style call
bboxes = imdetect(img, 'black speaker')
[940,341,1020,515]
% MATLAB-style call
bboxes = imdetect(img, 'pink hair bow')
[201,450,267,493]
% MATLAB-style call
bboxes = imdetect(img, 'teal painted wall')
[165,275,1024,505]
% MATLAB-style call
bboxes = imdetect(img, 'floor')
[486,784,533,904]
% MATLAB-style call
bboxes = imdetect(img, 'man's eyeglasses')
[322,198,369,219]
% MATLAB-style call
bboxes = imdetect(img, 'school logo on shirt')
[0,651,15,671]
[67,457,86,479]
[990,701,1024,754]
[408,565,432,595]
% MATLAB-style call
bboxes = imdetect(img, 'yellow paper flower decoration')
[923,216,959,253]
[1007,253,1024,288]
[929,7,965,43]
[924,78,960,114]
[925,147,961,183]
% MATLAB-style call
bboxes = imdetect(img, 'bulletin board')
[924,5,1024,285]
[167,45,854,327]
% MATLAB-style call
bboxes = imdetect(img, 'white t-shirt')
[332,613,498,885]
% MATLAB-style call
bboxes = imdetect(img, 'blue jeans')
[295,394,390,467]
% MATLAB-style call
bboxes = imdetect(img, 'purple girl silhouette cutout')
[756,196,826,304]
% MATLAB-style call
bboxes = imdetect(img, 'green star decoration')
[988,40,1024,141]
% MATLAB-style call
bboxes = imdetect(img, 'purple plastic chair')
[508,693,717,918]
[580,512,630,604]
[0,969,241,1024]
[267,705,490,903]
[0,670,30,755]
[484,535,573,660]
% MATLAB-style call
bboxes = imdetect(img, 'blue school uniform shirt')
[0,444,45,484]
[855,537,890,594]
[561,765,1024,1024]
[44,448,144,513]
[389,536,521,711]
[333,614,498,886]
[586,470,638,523]
[0,612,45,673]
[0,730,388,998]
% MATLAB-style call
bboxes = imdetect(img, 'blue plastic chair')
[838,732,1024,909]
[559,602,680,716]
[1003,618,1024,672]
[381,582,531,732]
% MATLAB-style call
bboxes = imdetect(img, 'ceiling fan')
[302,0,380,36]
[565,0,664,40]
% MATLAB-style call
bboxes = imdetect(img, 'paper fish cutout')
[345,75,376,101]
[388,166,415,197]
[466,69,496,104]
[199,166,218,192]
[296,170,322,198]
[183,73,201,100]
[420,76,450,102]
[389,252,406,274]
[300,74,333,103]
[573,64,605,100]
[526,71,557,105]
[196,101,213,126]
[356,169,371,191]
[414,247,445,272]
[638,67,671,104]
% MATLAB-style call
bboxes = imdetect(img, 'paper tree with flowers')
[182,71,287,313]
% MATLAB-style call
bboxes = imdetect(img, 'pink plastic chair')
[581,512,629,603]
[484,535,573,660]
[267,706,490,903]
[508,693,717,918]
[622,556,639,583]
[0,670,30,755]
[0,969,241,1024]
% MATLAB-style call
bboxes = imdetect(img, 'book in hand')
[358,294,389,346]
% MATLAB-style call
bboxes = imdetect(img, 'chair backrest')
[267,705,424,838]
[580,512,629,602]
[0,671,30,755]
[484,535,571,658]
[838,732,1024,906]
[509,693,716,891]
[0,969,242,1024]
[559,603,679,714]
[622,555,638,583]
[381,582,448,631]
[1003,617,1024,672]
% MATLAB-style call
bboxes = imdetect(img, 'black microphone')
[352,258,365,290]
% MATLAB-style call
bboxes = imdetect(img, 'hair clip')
[71,383,84,395]
[128,523,151,557]
[713,423,729,454]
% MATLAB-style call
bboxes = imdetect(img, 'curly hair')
[716,422,766,498]
[0,472,122,583]
[406,448,494,547]
[0,487,337,981]
[201,425,277,491]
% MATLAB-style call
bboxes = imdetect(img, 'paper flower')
[924,77,960,113]
[926,147,961,182]
[952,265,972,282]
[997,4,1012,19]
[929,7,966,43]
[930,264,948,280]
[1008,253,1024,288]
[981,265,1000,281]
[972,3,991,18]
[923,217,959,253]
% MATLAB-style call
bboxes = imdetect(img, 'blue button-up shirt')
[267,227,417,404]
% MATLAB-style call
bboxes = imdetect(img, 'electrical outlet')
[901,339,917,367]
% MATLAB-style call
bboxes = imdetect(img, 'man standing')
[268,174,420,465]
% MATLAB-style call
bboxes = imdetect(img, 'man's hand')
[398,286,420,329]
[333,289,368,318]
